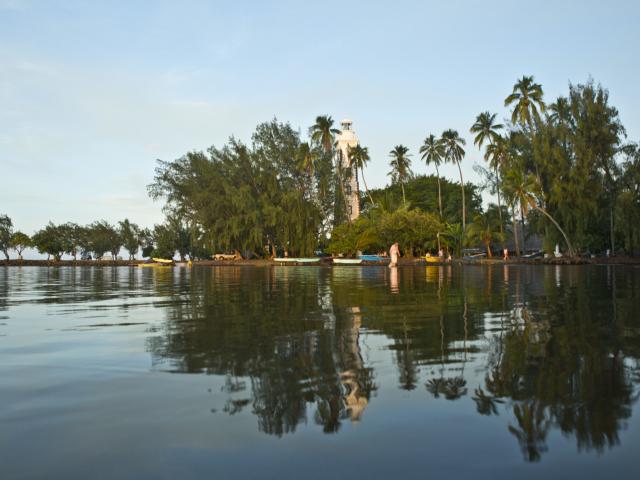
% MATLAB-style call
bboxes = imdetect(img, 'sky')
[1,0,639,234]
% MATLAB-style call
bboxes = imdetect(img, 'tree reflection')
[144,263,640,460]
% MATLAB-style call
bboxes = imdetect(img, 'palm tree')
[297,142,315,176]
[309,115,340,153]
[388,145,412,206]
[471,112,505,240]
[419,134,446,219]
[348,144,374,206]
[466,211,504,257]
[504,75,546,129]
[502,169,575,256]
[309,115,349,223]
[441,129,467,231]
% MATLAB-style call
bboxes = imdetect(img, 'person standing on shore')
[389,241,399,268]
[503,247,509,261]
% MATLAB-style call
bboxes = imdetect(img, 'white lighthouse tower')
[334,119,361,221]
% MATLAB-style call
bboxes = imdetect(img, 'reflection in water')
[2,264,639,473]
[144,265,640,461]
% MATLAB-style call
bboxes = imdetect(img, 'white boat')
[333,258,363,265]
[273,257,321,264]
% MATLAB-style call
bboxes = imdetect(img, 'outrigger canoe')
[274,258,321,264]
[333,258,363,265]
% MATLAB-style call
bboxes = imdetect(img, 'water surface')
[1,265,639,479]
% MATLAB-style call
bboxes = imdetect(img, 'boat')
[333,258,363,265]
[273,257,321,264]
[425,255,444,263]
[139,257,175,268]
[152,258,174,264]
[358,255,390,263]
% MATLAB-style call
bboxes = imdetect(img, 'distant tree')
[441,129,467,232]
[348,144,374,206]
[119,219,142,259]
[503,170,574,256]
[11,231,32,259]
[310,115,347,223]
[32,223,65,260]
[388,145,412,206]
[505,75,546,129]
[0,214,13,260]
[420,134,446,219]
[58,222,84,260]
[466,208,504,257]
[139,228,155,258]
[87,221,121,260]
[471,112,505,239]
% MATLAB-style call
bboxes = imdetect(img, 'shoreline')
[2,257,640,267]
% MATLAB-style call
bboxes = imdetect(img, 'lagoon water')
[1,265,639,479]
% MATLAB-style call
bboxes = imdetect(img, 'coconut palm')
[441,129,467,231]
[388,145,412,206]
[504,75,546,129]
[419,134,446,219]
[471,112,505,240]
[470,111,503,148]
[348,144,374,206]
[466,210,504,257]
[309,115,349,223]
[309,115,340,153]
[502,169,575,256]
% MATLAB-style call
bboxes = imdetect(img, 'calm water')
[1,265,639,479]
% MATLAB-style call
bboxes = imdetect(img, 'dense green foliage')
[0,214,13,260]
[149,119,328,257]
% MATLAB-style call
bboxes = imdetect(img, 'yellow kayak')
[425,256,444,263]
[152,258,174,264]
[138,263,171,268]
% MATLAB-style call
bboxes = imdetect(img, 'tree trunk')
[435,164,443,219]
[520,205,526,253]
[456,160,466,232]
[485,240,492,258]
[336,160,351,224]
[535,206,575,257]
[360,167,375,206]
[436,164,443,252]
[495,167,504,246]
[512,208,521,257]
[610,204,615,256]
[401,182,406,207]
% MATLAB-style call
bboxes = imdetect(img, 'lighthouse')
[334,119,361,221]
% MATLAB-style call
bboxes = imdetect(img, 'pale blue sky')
[1,0,639,233]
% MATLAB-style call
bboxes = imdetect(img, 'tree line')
[3,75,639,260]
[0,214,194,261]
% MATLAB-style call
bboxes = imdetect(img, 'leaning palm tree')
[502,169,575,256]
[388,145,412,206]
[419,134,446,219]
[348,144,374,206]
[441,129,467,231]
[504,75,546,130]
[471,112,505,240]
